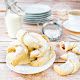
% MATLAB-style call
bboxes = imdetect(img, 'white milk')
[5,11,22,38]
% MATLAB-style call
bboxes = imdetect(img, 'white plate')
[24,19,48,24]
[25,11,51,17]
[25,14,50,19]
[24,17,49,20]
[63,20,80,32]
[25,11,51,15]
[25,4,51,14]
[6,54,56,74]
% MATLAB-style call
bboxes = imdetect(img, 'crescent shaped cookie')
[59,41,76,51]
[54,52,80,76]
[7,42,30,66]
[54,60,74,76]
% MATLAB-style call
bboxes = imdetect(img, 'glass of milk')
[5,10,23,38]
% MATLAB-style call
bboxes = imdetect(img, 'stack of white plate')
[24,4,51,24]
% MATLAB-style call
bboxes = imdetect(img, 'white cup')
[68,10,80,23]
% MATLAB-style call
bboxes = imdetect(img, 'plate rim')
[63,20,80,32]
[6,54,56,74]
[25,4,51,14]
[25,11,51,16]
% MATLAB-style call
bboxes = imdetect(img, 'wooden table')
[0,10,80,80]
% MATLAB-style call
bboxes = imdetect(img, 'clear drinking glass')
[5,0,24,38]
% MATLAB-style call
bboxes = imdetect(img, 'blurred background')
[0,0,80,12]
[0,0,80,17]
[0,0,79,35]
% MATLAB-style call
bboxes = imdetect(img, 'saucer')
[63,20,80,32]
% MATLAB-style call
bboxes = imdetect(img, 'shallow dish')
[25,4,51,14]
[63,20,80,32]
[6,53,56,74]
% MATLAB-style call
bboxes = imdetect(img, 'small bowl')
[42,21,63,41]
